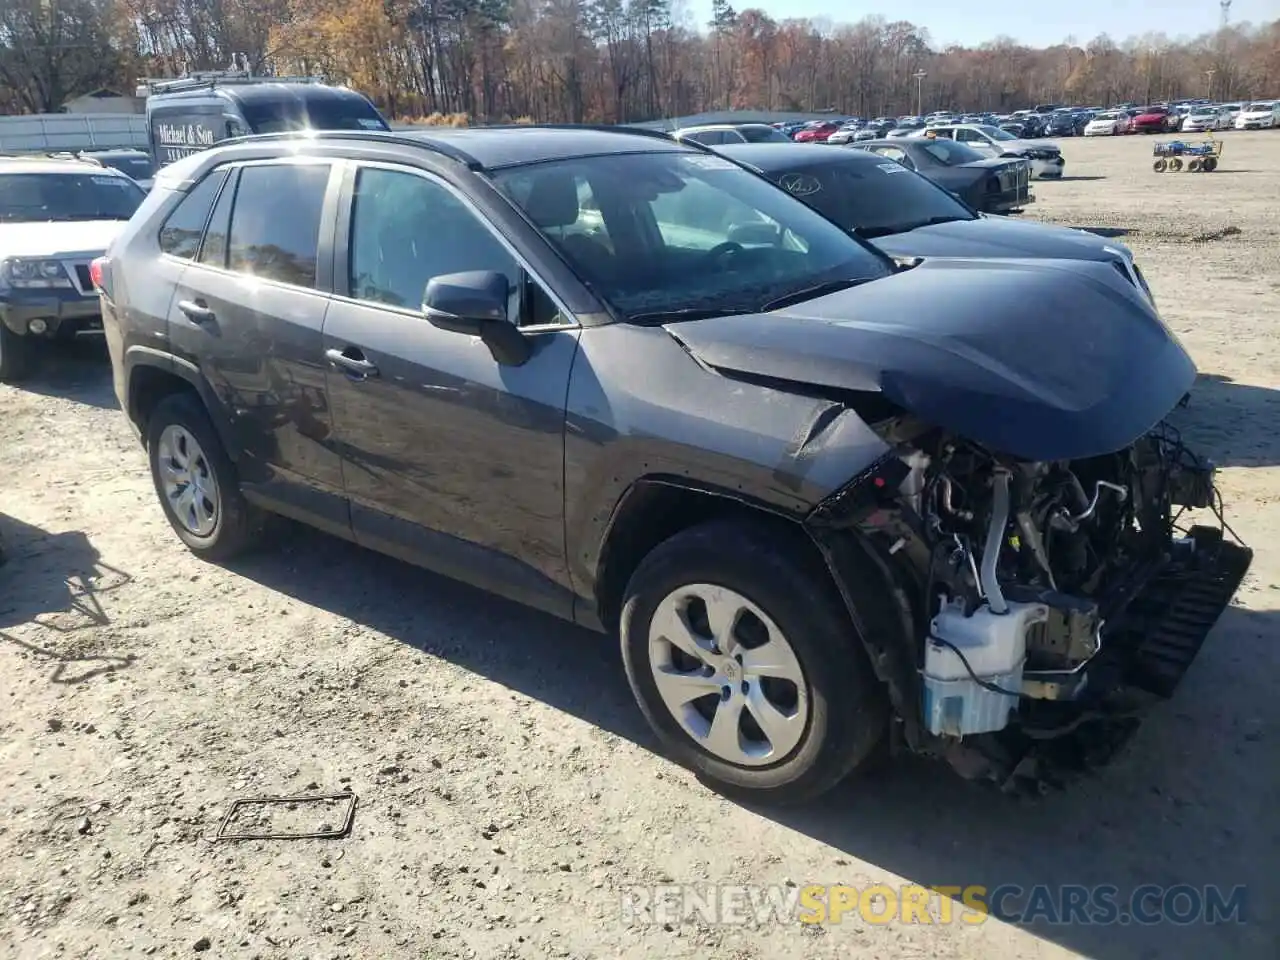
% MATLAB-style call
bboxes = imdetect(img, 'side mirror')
[423,270,531,366]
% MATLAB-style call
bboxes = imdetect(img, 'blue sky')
[677,1,1276,48]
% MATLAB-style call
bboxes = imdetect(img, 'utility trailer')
[1152,136,1223,172]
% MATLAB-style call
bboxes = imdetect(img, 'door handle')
[177,299,215,323]
[325,347,379,378]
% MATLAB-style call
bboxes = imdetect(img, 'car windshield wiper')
[761,278,871,312]
[626,306,750,325]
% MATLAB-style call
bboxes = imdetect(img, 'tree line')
[1,0,1277,121]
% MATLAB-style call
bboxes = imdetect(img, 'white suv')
[0,156,146,381]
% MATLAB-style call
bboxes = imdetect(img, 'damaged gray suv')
[95,126,1250,802]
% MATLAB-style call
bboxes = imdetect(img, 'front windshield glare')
[0,173,145,222]
[492,152,893,319]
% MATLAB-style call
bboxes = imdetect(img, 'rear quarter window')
[158,168,230,259]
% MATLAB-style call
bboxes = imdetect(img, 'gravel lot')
[2,131,1278,960]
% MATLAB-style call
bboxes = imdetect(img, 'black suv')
[97,127,1248,802]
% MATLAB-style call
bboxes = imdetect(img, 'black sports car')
[848,137,1032,213]
[715,142,1155,306]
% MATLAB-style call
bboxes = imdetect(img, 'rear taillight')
[89,256,107,290]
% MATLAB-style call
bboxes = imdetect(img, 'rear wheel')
[146,392,263,561]
[0,324,34,383]
[619,519,887,804]
[1203,157,1218,172]
[1187,158,1203,172]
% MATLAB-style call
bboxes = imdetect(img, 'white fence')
[0,114,149,154]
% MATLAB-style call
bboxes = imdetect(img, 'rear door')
[165,157,349,536]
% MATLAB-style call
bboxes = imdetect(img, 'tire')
[1203,157,1218,172]
[1152,158,1167,172]
[619,519,887,804]
[1168,157,1184,172]
[146,392,262,561]
[0,323,34,383]
[1187,158,1203,172]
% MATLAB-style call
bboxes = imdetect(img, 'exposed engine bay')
[811,415,1253,794]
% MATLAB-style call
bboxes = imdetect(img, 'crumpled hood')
[873,216,1122,263]
[0,220,126,260]
[667,257,1195,462]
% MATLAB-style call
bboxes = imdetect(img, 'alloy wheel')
[157,424,220,537]
[647,583,809,767]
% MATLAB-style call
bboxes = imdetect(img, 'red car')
[793,121,839,142]
[1129,106,1175,134]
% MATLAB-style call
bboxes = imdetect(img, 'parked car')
[1128,106,1172,134]
[824,123,864,145]
[1182,104,1232,133]
[1084,110,1132,136]
[1221,102,1244,124]
[1042,111,1079,137]
[0,155,147,381]
[845,137,1033,213]
[1234,101,1279,129]
[715,143,1152,307]
[793,121,840,143]
[76,148,157,190]
[144,72,390,173]
[95,125,1248,801]
[673,124,792,146]
[908,123,1065,179]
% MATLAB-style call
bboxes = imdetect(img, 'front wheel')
[0,324,34,383]
[1153,158,1168,172]
[619,520,887,804]
[146,392,263,561]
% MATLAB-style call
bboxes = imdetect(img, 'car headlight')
[1,257,73,289]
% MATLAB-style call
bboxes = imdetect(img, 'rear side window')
[226,163,331,288]
[199,169,238,268]
[158,169,228,259]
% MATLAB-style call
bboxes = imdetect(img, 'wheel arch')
[588,478,826,636]
[125,348,239,461]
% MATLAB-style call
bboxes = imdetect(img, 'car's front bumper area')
[1,289,103,339]
[952,526,1253,793]
[1029,156,1064,178]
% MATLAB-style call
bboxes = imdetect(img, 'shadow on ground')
[225,519,1276,960]
[1052,175,1107,183]
[1168,372,1280,468]
[0,512,136,681]
[11,337,118,409]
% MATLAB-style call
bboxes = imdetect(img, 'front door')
[165,158,349,536]
[322,162,581,617]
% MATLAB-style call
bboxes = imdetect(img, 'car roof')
[0,156,128,176]
[206,125,694,171]
[151,81,362,106]
[715,142,884,172]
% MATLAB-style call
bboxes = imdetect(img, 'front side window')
[226,162,331,288]
[493,151,894,321]
[158,168,229,258]
[922,141,987,165]
[0,172,144,225]
[347,167,562,327]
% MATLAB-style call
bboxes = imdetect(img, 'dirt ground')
[2,131,1278,960]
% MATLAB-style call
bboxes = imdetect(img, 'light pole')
[1204,68,1216,99]
[913,69,926,117]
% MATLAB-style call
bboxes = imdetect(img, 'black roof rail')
[213,129,485,169]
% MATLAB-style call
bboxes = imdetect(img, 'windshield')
[239,94,390,134]
[1191,107,1216,115]
[920,140,988,165]
[94,155,155,179]
[979,125,1016,141]
[491,152,893,320]
[1096,112,1121,120]
[1246,102,1275,111]
[740,125,791,143]
[762,156,976,239]
[0,172,145,223]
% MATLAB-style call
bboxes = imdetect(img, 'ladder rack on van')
[136,72,327,98]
